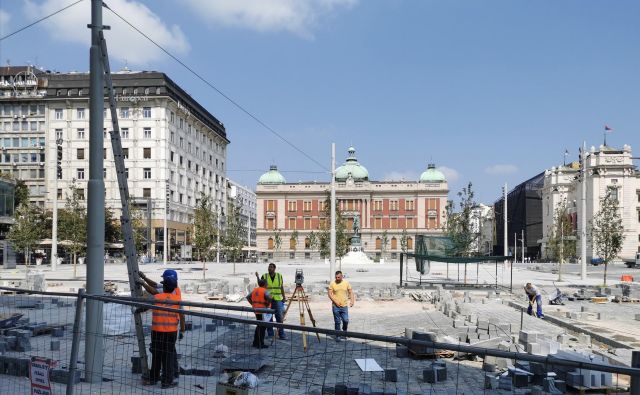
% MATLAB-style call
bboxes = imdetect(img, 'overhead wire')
[101,1,329,172]
[0,0,85,42]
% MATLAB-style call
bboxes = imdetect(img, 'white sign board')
[354,358,383,372]
[30,357,53,395]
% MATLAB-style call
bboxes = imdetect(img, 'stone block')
[526,342,541,355]
[513,372,529,387]
[566,371,582,387]
[395,344,409,358]
[555,380,566,393]
[519,330,539,344]
[453,319,465,328]
[205,323,217,332]
[50,340,60,351]
[131,356,142,374]
[50,368,81,384]
[578,333,591,345]
[485,373,499,389]
[477,320,489,330]
[557,333,572,345]
[189,366,216,376]
[384,368,397,382]
[184,321,193,331]
[581,306,590,312]
[635,314,640,321]
[335,384,348,395]
[51,328,64,337]
[433,366,446,381]
[482,363,496,372]
[423,368,436,383]
[498,376,512,390]
[410,331,436,354]
[15,337,31,352]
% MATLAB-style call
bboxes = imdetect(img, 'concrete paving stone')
[50,340,60,351]
[384,368,397,382]
[512,372,529,387]
[51,327,64,337]
[50,368,81,384]
[519,330,539,343]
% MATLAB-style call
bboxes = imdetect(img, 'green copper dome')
[335,146,369,182]
[419,163,446,183]
[258,165,286,184]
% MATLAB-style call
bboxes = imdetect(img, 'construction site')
[1,259,639,394]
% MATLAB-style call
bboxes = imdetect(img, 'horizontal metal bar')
[84,293,640,377]
[102,294,274,314]
[0,285,78,297]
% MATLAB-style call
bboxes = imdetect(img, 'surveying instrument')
[283,269,320,351]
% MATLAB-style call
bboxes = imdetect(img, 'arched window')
[391,237,397,250]
[304,238,311,249]
[407,237,413,250]
[375,237,382,250]
[289,237,296,250]
[268,237,274,250]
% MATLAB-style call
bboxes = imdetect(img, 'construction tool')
[283,269,320,351]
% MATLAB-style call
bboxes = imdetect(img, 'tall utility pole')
[503,183,508,259]
[163,182,168,265]
[51,141,62,271]
[521,229,525,263]
[85,0,105,383]
[514,232,517,263]
[580,141,587,280]
[216,198,221,265]
[330,143,336,280]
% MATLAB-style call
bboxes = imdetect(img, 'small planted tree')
[223,198,245,264]
[590,194,624,286]
[547,199,576,280]
[308,230,318,251]
[400,229,408,254]
[381,230,389,260]
[273,228,282,259]
[59,183,87,278]
[193,194,217,278]
[291,230,299,251]
[318,192,349,261]
[445,182,479,283]
[8,202,46,271]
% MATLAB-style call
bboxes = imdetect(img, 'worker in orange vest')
[246,278,272,349]
[144,276,185,389]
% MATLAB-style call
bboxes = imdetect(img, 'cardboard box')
[215,383,258,395]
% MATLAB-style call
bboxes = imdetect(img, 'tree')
[104,207,121,243]
[58,184,87,278]
[7,202,46,269]
[14,180,30,209]
[223,198,245,263]
[381,230,389,260]
[400,229,408,254]
[318,192,349,259]
[308,230,318,251]
[273,228,282,257]
[193,194,217,263]
[291,230,299,251]
[546,199,576,280]
[590,194,624,286]
[445,182,479,283]
[129,202,147,254]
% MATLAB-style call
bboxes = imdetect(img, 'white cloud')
[184,0,358,38]
[382,171,419,182]
[485,164,518,175]
[438,166,460,182]
[24,0,189,66]
[0,9,11,36]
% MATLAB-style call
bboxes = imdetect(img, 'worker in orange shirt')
[246,278,272,349]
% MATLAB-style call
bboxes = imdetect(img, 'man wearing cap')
[255,263,287,339]
[144,276,185,389]
[246,278,272,349]
[524,282,544,318]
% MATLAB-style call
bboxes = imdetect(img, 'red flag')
[604,125,613,132]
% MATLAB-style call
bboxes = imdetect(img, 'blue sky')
[1,0,639,203]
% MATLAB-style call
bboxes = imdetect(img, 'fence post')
[67,289,86,395]
[631,351,640,395]
[399,253,403,288]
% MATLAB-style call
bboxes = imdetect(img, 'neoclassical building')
[255,147,449,261]
[541,144,640,261]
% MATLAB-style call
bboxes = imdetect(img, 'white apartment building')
[228,180,257,251]
[0,66,230,259]
[541,144,640,261]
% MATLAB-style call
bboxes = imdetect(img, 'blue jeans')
[266,299,285,338]
[332,305,349,332]
[527,295,544,317]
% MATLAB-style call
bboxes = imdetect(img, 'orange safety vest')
[152,292,180,332]
[251,287,269,309]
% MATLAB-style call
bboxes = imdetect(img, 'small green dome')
[335,146,369,181]
[258,165,286,184]
[420,163,446,183]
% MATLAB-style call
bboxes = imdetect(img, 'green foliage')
[59,183,87,274]
[400,229,408,253]
[129,202,147,254]
[590,194,625,286]
[193,193,217,261]
[223,198,245,262]
[381,230,389,258]
[546,199,576,262]
[7,202,46,265]
[308,230,318,250]
[273,228,282,252]
[445,182,479,257]
[318,192,349,259]
[14,180,30,208]
[291,230,299,251]
[104,207,121,243]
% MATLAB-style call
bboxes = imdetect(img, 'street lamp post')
[51,138,63,271]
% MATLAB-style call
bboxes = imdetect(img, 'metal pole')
[580,141,587,280]
[216,199,221,265]
[330,143,336,279]
[146,197,152,259]
[631,350,640,395]
[503,183,508,261]
[559,216,564,282]
[521,229,525,264]
[514,232,517,264]
[399,253,403,287]
[85,0,105,383]
[66,289,85,395]
[51,148,59,272]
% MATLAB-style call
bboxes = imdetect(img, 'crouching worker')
[144,276,186,389]
[246,279,272,349]
[524,282,544,318]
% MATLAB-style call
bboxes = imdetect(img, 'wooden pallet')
[408,349,454,359]
[567,385,624,394]
[590,297,608,304]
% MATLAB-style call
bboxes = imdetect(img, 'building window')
[268,238,274,250]
[373,200,383,211]
[77,148,84,160]
[391,237,397,250]
[288,217,296,230]
[77,108,85,119]
[142,107,151,118]
[57,189,63,200]
[55,129,63,140]
[304,217,311,230]
[288,201,297,212]
[305,238,311,249]
[607,186,619,201]
[77,128,85,139]
[121,128,129,139]
[120,107,130,118]
[289,252,295,259]
[406,200,415,211]
[305,252,311,259]
[303,201,312,212]
[77,168,85,180]
[390,200,399,211]
[143,168,151,179]
[375,237,382,250]
[266,200,276,211]
[407,237,413,250]
[266,218,275,230]
[406,217,415,229]
[143,188,151,198]
[76,189,85,200]
[143,147,151,159]
[390,217,398,229]
[54,109,63,119]
[143,127,151,139]
[289,238,296,250]
[122,148,129,159]
[374,217,382,229]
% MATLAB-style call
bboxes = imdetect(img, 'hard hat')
[162,269,178,281]
[161,276,177,288]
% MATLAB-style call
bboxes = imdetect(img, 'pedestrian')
[255,263,287,339]
[138,270,182,380]
[328,271,354,341]
[246,278,272,349]
[524,282,544,318]
[144,276,185,389]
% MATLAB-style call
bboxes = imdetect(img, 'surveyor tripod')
[283,284,320,351]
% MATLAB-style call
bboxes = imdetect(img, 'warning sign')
[30,357,53,395]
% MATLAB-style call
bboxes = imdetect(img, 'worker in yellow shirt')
[328,270,354,341]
